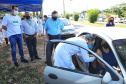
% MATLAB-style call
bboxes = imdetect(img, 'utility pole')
[63,0,65,15]
[63,0,73,16]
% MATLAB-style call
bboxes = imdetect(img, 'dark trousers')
[5,38,8,44]
[26,36,38,59]
[46,34,61,66]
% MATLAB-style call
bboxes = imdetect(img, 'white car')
[114,18,124,23]
[61,18,76,39]
[114,18,120,23]
[124,20,126,24]
[119,18,124,23]
[44,27,126,84]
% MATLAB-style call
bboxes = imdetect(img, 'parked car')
[98,17,106,22]
[124,20,126,24]
[44,27,126,84]
[60,18,76,39]
[114,18,124,23]
[119,18,124,23]
[114,18,120,23]
[69,16,73,20]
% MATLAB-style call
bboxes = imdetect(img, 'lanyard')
[25,19,32,26]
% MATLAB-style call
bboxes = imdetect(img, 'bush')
[65,13,70,19]
[87,9,99,23]
[73,13,79,21]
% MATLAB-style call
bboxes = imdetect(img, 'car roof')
[78,27,126,41]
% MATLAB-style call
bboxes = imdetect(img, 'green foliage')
[106,13,111,18]
[102,3,126,18]
[87,9,99,23]
[65,13,70,19]
[1,53,10,58]
[81,10,87,13]
[0,62,43,84]
[73,13,79,21]
[18,13,25,18]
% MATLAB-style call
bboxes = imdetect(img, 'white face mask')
[13,10,18,15]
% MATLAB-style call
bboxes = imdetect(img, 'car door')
[44,40,124,84]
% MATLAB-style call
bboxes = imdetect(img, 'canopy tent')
[0,0,43,11]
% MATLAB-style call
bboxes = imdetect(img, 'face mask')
[102,44,109,49]
[109,20,113,23]
[52,17,57,21]
[13,10,18,15]
[26,16,30,20]
[88,44,93,49]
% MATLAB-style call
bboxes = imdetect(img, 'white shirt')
[21,19,38,35]
[33,17,38,23]
[38,19,43,30]
[54,37,95,70]
[2,14,22,37]
[0,32,3,43]
[0,20,7,38]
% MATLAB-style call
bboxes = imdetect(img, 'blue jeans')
[25,36,38,59]
[9,34,24,62]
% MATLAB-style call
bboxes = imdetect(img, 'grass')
[0,62,44,84]
[70,20,126,28]
[0,53,10,58]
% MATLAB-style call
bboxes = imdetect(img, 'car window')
[62,20,71,26]
[113,39,126,68]
[50,40,120,80]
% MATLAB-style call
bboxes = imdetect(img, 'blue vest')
[98,48,117,71]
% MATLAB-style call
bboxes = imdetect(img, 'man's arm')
[34,21,38,37]
[96,49,105,68]
[0,25,7,32]
[1,16,7,31]
[80,48,95,62]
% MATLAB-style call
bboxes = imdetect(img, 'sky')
[43,0,126,15]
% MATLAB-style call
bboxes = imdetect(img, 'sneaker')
[21,59,28,63]
[14,62,19,67]
[35,56,41,59]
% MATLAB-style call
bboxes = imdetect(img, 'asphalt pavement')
[72,22,100,34]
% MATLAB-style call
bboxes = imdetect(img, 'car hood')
[63,25,75,30]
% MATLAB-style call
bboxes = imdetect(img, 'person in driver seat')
[53,37,96,70]
[96,40,117,75]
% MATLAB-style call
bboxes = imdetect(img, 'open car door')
[44,40,124,84]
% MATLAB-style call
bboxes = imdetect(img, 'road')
[72,22,100,34]
[97,22,126,26]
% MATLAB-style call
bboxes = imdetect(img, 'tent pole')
[41,3,46,58]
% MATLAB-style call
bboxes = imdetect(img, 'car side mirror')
[102,72,112,84]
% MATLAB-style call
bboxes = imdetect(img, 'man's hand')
[89,54,96,59]
[24,34,29,38]
[2,26,7,31]
[34,33,37,38]
[0,28,2,32]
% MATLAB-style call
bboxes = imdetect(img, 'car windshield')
[113,39,126,67]
[62,20,71,26]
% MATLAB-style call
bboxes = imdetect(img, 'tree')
[81,10,87,13]
[64,13,70,19]
[73,13,79,21]
[87,9,99,23]
[121,6,126,17]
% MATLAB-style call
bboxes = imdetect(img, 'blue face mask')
[88,44,93,49]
